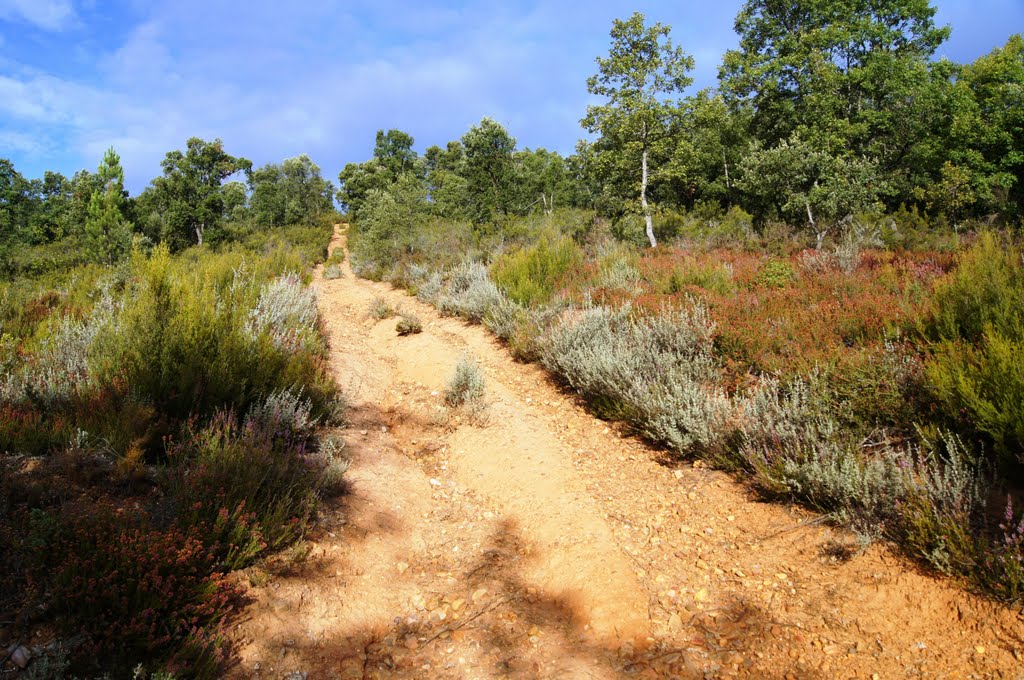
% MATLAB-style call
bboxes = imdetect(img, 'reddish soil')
[228,227,1024,679]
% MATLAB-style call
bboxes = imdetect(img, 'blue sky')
[1,0,1021,193]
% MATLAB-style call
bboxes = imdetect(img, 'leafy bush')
[323,264,342,280]
[928,232,1022,342]
[490,234,583,306]
[396,311,422,335]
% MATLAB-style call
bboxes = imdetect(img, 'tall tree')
[84,147,132,263]
[144,138,251,249]
[373,129,419,178]
[250,154,334,227]
[0,160,33,253]
[719,0,950,157]
[424,141,470,220]
[948,35,1024,218]
[461,117,518,224]
[582,12,694,247]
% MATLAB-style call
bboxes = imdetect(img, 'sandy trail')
[228,227,1023,679]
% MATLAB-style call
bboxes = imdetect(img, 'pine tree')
[84,147,132,263]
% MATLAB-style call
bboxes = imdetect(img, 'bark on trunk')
[196,223,204,246]
[641,147,656,248]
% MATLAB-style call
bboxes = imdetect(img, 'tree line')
[339,0,1023,247]
[0,139,336,271]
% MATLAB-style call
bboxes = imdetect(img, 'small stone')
[397,562,409,574]
[430,478,442,487]
[11,646,30,669]
[668,613,683,632]
[694,588,709,602]
[975,645,986,655]
[451,598,465,611]
[673,470,684,479]
[404,635,419,650]
[472,588,488,602]
[776,572,789,581]
[359,430,368,436]
[727,515,735,522]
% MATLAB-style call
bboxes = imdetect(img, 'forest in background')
[1,0,1023,676]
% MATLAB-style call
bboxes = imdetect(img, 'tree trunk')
[196,223,204,246]
[641,145,656,248]
[806,201,829,250]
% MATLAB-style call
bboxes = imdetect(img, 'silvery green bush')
[541,301,730,454]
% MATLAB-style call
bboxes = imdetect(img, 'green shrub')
[396,311,422,335]
[925,232,1024,466]
[755,258,795,288]
[90,246,336,432]
[491,234,583,306]
[928,231,1023,342]
[928,330,1024,466]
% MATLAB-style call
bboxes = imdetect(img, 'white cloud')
[0,129,43,154]
[0,0,77,31]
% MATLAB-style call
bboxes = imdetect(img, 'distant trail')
[228,225,1024,678]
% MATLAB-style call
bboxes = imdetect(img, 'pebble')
[10,646,30,669]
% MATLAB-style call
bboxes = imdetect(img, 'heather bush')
[171,405,323,567]
[490,234,583,306]
[925,233,1024,466]
[542,302,730,455]
[28,504,237,676]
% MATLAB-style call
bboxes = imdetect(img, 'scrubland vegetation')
[2,0,1023,674]
[1,141,341,676]
[341,2,1024,603]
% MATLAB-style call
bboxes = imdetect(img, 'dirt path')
[228,227,1024,679]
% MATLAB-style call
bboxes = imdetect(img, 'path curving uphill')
[228,226,1023,678]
